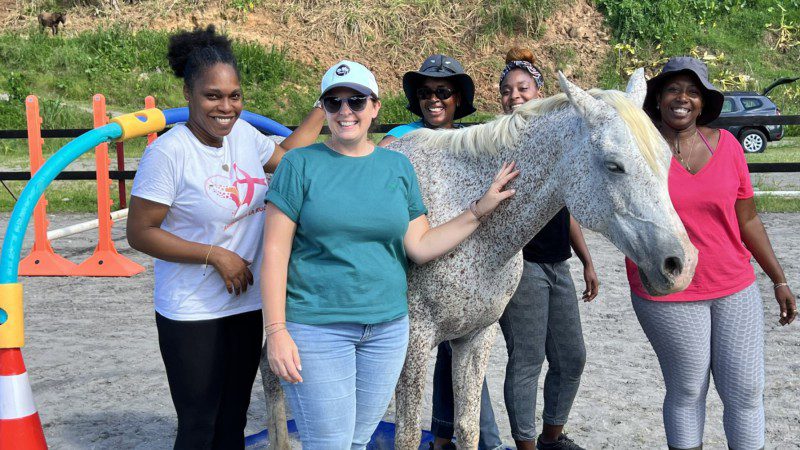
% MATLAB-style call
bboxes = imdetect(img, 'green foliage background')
[596,0,800,137]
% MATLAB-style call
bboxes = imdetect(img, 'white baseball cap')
[320,60,379,98]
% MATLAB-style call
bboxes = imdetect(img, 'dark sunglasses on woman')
[322,95,371,113]
[416,87,455,101]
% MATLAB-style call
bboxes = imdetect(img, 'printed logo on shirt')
[205,162,267,230]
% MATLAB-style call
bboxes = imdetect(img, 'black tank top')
[522,207,572,263]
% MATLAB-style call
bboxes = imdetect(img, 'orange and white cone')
[0,348,47,449]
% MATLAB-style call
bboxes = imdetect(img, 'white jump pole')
[47,208,129,241]
[753,191,800,197]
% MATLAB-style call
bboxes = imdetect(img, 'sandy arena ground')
[0,212,798,449]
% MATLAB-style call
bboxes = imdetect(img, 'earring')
[656,104,660,110]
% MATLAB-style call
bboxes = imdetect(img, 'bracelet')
[468,199,483,222]
[202,244,214,276]
[264,322,286,333]
[266,325,287,337]
[774,282,789,290]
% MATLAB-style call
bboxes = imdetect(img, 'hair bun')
[167,25,231,79]
[504,47,535,65]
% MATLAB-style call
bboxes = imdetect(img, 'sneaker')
[536,433,586,450]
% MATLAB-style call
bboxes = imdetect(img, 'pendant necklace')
[671,131,699,173]
[212,140,230,173]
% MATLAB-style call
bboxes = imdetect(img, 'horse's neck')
[481,110,583,265]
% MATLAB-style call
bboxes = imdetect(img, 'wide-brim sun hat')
[320,60,380,98]
[643,56,724,126]
[402,54,476,120]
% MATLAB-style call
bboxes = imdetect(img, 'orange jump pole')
[145,96,157,145]
[71,94,144,277]
[18,95,79,276]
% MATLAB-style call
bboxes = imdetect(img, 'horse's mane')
[408,90,667,179]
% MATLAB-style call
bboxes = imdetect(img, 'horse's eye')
[605,161,625,174]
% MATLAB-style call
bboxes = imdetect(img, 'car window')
[721,98,735,113]
[741,98,763,110]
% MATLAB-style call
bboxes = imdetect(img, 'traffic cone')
[0,348,48,449]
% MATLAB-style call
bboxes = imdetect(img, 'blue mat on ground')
[244,420,436,449]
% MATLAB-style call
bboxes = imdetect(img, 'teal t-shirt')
[386,121,424,138]
[266,143,428,325]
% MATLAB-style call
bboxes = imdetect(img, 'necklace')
[669,130,700,173]
[187,122,229,172]
[208,142,230,172]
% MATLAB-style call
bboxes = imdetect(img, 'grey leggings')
[632,283,765,450]
[499,260,586,442]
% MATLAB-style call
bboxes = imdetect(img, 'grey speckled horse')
[261,71,698,449]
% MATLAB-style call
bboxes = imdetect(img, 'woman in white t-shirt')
[126,26,324,449]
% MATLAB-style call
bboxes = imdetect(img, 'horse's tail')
[261,346,291,450]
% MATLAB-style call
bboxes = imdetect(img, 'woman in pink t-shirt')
[627,57,796,450]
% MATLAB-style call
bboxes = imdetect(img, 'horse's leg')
[450,323,500,450]
[260,344,290,450]
[394,323,435,450]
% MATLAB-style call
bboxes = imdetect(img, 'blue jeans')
[431,341,504,450]
[281,316,409,450]
[499,260,586,442]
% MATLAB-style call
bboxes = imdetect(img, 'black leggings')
[156,310,263,450]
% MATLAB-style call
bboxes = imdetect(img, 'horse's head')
[557,70,697,295]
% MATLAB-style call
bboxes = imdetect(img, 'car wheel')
[740,129,767,153]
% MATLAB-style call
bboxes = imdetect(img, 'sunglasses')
[416,87,456,101]
[321,95,371,113]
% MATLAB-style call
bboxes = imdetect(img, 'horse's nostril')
[663,256,683,277]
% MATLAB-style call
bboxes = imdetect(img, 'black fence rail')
[1,115,798,183]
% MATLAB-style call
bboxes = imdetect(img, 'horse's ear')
[558,72,604,123]
[626,68,647,108]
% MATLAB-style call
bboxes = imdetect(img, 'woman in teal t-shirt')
[261,60,518,450]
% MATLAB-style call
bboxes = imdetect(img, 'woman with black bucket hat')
[378,54,477,146]
[379,55,504,450]
[627,56,796,450]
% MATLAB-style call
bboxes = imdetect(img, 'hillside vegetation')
[1,0,797,130]
[597,0,800,133]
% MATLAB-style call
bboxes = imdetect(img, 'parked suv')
[717,77,797,153]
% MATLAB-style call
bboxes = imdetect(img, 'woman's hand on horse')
[775,284,797,325]
[209,247,254,295]
[476,161,520,217]
[267,330,303,383]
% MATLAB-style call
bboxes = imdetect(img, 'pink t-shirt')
[626,129,755,301]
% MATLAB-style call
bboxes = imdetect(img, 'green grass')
[597,0,800,136]
[754,195,800,212]
[2,12,800,214]
[747,137,800,162]
[0,180,131,212]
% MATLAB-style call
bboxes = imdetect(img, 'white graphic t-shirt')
[131,120,275,320]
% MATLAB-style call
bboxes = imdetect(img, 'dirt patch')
[5,212,799,448]
[1,0,613,114]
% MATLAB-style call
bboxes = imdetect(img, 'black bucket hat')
[643,56,724,125]
[402,54,476,120]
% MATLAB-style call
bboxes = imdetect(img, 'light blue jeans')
[281,316,409,450]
